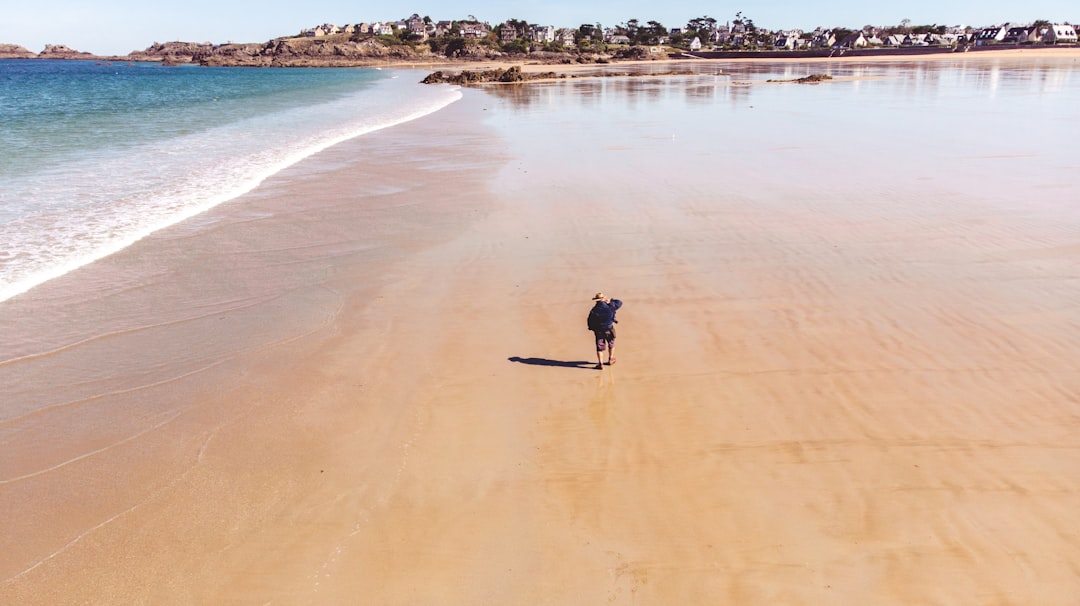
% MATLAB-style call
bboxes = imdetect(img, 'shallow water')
[0,61,460,301]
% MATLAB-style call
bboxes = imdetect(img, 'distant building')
[434,21,454,36]
[903,33,929,46]
[775,33,800,50]
[1045,23,1078,43]
[976,25,1008,45]
[556,28,577,47]
[1002,26,1035,44]
[837,32,867,48]
[811,30,836,48]
[407,14,428,40]
[460,23,489,39]
[530,25,556,44]
[499,22,521,43]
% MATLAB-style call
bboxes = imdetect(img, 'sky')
[3,0,1077,56]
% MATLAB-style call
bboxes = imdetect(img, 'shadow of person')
[508,356,596,369]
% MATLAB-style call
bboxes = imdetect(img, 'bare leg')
[595,350,603,369]
[607,347,615,365]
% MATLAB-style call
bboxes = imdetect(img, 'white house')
[530,25,556,43]
[774,34,799,50]
[1046,23,1078,43]
[837,32,867,48]
[976,25,1008,45]
[460,23,489,39]
[689,36,702,50]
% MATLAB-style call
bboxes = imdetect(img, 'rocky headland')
[1,34,638,67]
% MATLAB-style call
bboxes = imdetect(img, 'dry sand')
[2,56,1080,605]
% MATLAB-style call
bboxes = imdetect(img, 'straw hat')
[592,292,606,301]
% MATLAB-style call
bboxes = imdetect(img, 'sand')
[2,56,1080,604]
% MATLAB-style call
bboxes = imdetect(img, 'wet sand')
[2,58,1080,604]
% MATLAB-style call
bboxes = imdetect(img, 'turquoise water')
[0,60,461,301]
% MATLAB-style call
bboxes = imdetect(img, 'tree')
[687,16,717,34]
[644,20,668,44]
[577,22,606,51]
[442,37,466,57]
[618,19,641,43]
[833,27,855,45]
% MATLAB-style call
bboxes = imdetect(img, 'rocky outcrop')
[0,43,36,59]
[1,33,612,67]
[126,36,453,67]
[37,44,95,59]
[422,66,562,85]
[126,41,213,64]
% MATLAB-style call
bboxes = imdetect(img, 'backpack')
[587,303,614,331]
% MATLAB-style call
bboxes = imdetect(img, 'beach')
[2,53,1080,604]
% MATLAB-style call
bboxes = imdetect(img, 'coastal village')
[298,14,1080,53]
[1,12,1077,63]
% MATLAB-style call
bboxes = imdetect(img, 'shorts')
[593,328,615,352]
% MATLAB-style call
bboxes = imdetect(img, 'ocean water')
[0,60,461,302]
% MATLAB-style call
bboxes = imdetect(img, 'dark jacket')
[587,299,623,331]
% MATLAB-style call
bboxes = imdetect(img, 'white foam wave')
[0,78,462,303]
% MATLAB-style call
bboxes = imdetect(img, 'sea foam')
[0,65,461,303]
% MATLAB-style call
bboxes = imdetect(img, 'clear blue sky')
[3,0,1076,56]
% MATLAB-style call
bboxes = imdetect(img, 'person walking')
[587,292,622,369]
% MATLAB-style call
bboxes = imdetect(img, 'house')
[976,25,1008,45]
[434,21,454,36]
[936,33,961,45]
[460,23,489,39]
[884,34,905,46]
[1045,23,1078,43]
[407,15,428,40]
[1002,26,1034,44]
[709,23,731,45]
[689,36,702,51]
[530,25,555,43]
[837,32,867,48]
[775,33,800,50]
[608,34,631,45]
[556,28,577,48]
[812,30,836,48]
[499,22,521,43]
[903,33,929,46]
[377,22,395,36]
